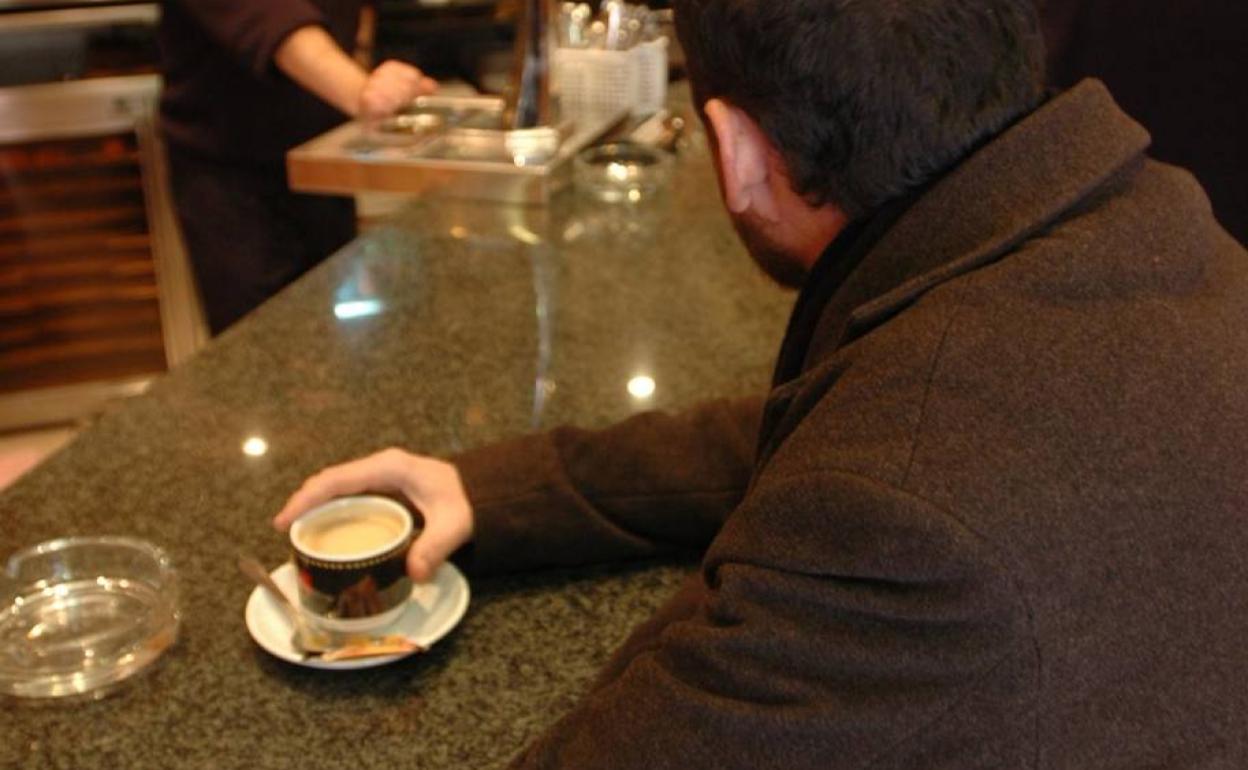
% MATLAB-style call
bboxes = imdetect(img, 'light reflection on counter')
[508,223,542,245]
[627,375,656,400]
[241,437,269,457]
[333,299,385,320]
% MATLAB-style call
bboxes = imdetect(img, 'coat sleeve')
[167,0,328,77]
[452,396,765,576]
[506,470,1036,769]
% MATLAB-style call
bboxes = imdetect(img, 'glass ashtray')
[573,141,672,203]
[0,536,180,700]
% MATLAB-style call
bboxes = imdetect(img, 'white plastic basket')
[554,37,668,117]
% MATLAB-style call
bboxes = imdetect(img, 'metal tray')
[288,95,627,204]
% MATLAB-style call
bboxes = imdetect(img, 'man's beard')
[731,210,809,289]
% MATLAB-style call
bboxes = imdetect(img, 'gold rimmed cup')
[289,496,414,633]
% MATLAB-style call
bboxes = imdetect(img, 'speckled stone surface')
[0,103,793,769]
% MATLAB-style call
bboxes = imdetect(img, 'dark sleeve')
[507,471,1034,768]
[452,396,764,576]
[169,0,328,77]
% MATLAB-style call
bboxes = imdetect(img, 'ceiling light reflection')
[508,223,542,245]
[627,375,656,399]
[242,437,269,457]
[607,162,630,182]
[333,299,384,320]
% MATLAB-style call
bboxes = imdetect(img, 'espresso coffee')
[290,496,415,630]
[299,511,405,556]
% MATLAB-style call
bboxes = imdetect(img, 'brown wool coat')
[455,80,1248,768]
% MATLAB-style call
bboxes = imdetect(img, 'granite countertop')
[0,110,794,769]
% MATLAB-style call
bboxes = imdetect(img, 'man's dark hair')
[674,0,1045,218]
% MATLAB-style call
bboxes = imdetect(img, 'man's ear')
[704,99,778,219]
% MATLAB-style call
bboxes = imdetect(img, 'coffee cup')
[289,495,414,633]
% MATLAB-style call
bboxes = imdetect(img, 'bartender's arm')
[274,25,437,120]
[172,0,436,120]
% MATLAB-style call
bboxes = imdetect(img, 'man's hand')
[273,448,472,582]
[358,60,438,121]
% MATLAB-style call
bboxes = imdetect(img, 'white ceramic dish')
[244,561,469,670]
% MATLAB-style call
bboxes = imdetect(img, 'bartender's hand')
[275,26,437,123]
[273,449,472,582]
[358,60,438,121]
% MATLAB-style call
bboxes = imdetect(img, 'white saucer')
[244,561,470,670]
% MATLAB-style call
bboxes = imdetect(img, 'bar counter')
[1,117,793,768]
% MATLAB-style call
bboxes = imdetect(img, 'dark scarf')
[771,193,920,388]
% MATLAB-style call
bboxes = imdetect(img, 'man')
[276,0,1248,765]
[159,0,437,334]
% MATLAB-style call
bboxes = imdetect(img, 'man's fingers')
[406,549,433,582]
[272,449,414,531]
[406,511,470,581]
[402,461,472,581]
[274,451,473,584]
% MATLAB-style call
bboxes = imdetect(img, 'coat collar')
[756,79,1151,466]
